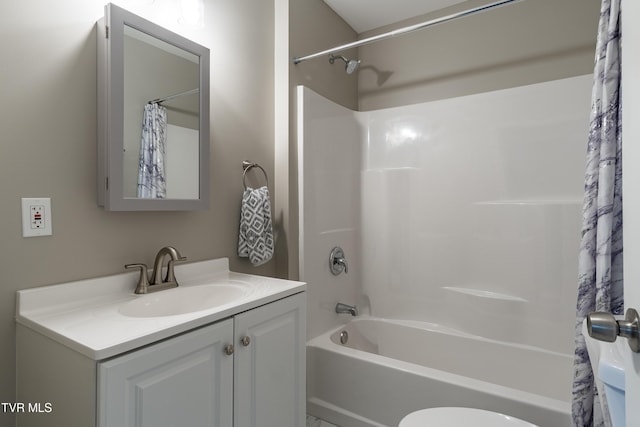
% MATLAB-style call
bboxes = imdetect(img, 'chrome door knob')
[587,308,640,353]
[224,344,234,356]
[241,336,251,346]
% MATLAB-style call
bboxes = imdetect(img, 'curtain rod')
[149,88,199,104]
[292,0,523,65]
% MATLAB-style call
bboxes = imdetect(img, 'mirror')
[97,3,210,210]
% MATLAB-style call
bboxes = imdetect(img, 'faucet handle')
[125,263,150,294]
[329,247,348,275]
[337,257,348,273]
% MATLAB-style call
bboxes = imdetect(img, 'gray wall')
[290,0,358,111]
[0,1,276,423]
[358,0,601,110]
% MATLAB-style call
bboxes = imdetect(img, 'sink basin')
[119,284,249,317]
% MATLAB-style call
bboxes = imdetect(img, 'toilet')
[399,407,536,427]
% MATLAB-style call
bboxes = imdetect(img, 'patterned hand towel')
[238,186,274,266]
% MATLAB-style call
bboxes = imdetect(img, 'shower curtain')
[137,103,168,198]
[572,1,623,426]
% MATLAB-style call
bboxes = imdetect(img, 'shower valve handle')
[587,308,640,353]
[329,247,348,275]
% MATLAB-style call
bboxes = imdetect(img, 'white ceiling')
[322,0,469,33]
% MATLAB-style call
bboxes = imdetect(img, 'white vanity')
[15,258,306,427]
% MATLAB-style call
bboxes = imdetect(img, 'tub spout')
[336,302,358,316]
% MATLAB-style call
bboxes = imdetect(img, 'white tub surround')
[298,76,590,352]
[16,257,305,359]
[297,86,362,339]
[308,318,571,427]
[299,76,591,427]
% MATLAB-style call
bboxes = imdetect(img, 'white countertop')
[16,258,306,360]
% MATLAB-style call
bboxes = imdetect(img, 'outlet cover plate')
[22,198,52,237]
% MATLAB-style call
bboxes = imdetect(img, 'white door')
[233,292,306,427]
[622,2,640,425]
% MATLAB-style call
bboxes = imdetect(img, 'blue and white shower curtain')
[137,103,168,198]
[572,0,623,426]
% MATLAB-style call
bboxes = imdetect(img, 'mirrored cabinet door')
[97,3,210,211]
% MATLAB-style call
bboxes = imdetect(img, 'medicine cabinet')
[97,3,210,210]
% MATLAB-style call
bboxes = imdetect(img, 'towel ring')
[242,161,269,190]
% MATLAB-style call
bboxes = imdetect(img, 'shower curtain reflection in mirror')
[137,103,167,198]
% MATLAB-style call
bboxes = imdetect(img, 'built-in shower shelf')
[442,286,527,302]
[473,199,582,206]
[362,166,420,172]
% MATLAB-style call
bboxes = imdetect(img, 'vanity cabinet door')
[97,319,234,427]
[233,292,306,427]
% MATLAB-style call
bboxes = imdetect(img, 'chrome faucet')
[125,246,187,294]
[152,246,186,286]
[335,302,358,317]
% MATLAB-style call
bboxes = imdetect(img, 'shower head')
[329,54,361,74]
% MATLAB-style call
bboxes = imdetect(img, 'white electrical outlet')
[21,198,52,237]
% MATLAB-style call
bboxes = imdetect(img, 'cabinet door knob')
[241,336,251,346]
[224,344,234,355]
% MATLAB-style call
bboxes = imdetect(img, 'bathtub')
[307,317,572,427]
